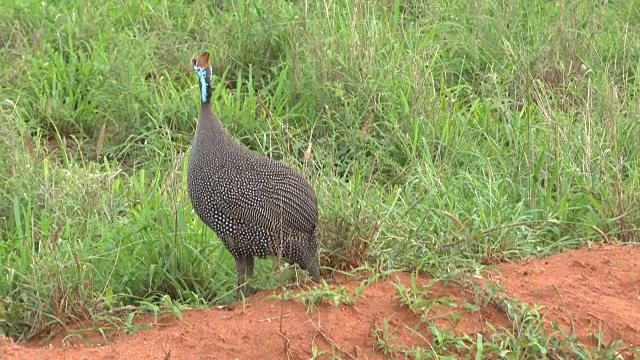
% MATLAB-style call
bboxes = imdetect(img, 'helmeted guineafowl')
[187,50,321,299]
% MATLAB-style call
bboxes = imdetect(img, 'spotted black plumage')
[187,51,321,299]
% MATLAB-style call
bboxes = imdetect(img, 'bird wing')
[212,159,318,236]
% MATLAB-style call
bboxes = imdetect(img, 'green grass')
[1,0,639,357]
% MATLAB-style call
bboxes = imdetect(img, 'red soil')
[489,243,640,348]
[1,244,638,359]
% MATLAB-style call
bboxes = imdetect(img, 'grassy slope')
[0,0,639,357]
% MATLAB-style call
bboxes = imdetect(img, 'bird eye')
[192,58,198,67]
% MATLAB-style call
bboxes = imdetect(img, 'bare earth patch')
[1,244,638,359]
[489,243,640,348]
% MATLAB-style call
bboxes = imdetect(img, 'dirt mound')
[0,273,509,359]
[490,243,640,348]
[1,244,638,359]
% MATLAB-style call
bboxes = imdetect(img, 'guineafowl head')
[193,51,212,103]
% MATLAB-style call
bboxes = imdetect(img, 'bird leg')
[246,256,255,279]
[236,256,257,300]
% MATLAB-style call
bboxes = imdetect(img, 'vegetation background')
[1,0,638,356]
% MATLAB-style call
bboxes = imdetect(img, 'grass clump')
[0,0,639,356]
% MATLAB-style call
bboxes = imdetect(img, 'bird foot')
[236,285,258,301]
